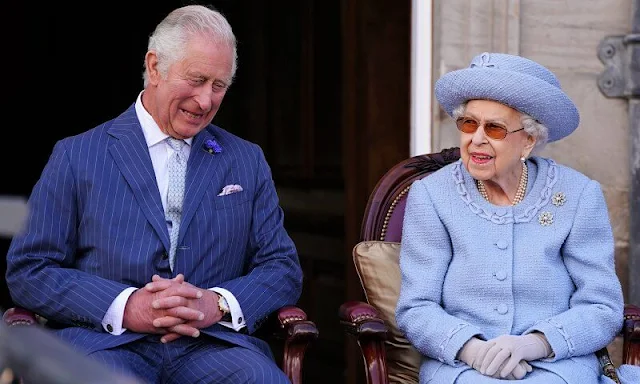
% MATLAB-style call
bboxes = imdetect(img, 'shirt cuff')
[102,287,138,335]
[210,287,246,331]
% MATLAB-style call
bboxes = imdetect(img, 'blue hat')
[435,52,579,142]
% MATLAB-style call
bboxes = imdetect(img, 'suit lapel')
[179,128,221,243]
[107,107,171,252]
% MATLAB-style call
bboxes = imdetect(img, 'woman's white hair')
[142,5,237,87]
[451,102,549,153]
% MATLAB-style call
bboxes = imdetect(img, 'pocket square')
[218,184,243,196]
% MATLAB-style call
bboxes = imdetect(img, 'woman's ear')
[523,134,536,158]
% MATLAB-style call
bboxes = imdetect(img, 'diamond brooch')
[539,211,554,226]
[552,192,566,207]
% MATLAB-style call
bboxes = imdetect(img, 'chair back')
[352,148,460,383]
[361,147,461,242]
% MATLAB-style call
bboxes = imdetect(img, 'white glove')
[458,337,533,380]
[457,337,486,368]
[478,333,552,378]
[495,359,533,380]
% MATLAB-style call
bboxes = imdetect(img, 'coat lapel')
[107,107,171,252]
[179,127,221,243]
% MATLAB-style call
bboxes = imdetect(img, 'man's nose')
[194,87,213,110]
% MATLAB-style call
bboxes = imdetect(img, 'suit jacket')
[396,156,625,383]
[6,103,303,358]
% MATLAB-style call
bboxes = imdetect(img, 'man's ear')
[145,51,161,85]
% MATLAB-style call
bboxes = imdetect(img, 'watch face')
[218,296,230,313]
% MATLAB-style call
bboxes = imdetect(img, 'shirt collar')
[135,91,194,148]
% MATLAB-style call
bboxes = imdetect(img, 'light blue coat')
[396,157,638,383]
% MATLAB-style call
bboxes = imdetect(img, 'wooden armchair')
[338,147,640,384]
[3,305,318,384]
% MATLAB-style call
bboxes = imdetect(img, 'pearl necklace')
[476,162,528,206]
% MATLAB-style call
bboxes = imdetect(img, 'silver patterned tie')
[165,137,186,271]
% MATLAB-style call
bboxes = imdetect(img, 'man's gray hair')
[142,5,237,87]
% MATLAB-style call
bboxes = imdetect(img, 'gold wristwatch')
[217,294,231,321]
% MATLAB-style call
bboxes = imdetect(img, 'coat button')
[496,240,508,249]
[162,252,169,260]
[495,271,507,281]
[496,304,508,314]
[106,324,113,333]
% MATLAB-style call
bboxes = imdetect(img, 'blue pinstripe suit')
[6,103,303,383]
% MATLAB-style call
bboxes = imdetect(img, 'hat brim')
[435,68,579,142]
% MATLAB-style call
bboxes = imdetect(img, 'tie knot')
[166,137,186,153]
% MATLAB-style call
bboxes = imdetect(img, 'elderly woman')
[395,52,640,383]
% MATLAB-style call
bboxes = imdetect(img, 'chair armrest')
[338,301,388,384]
[271,306,319,384]
[596,347,620,382]
[338,301,387,338]
[623,304,640,366]
[3,307,38,326]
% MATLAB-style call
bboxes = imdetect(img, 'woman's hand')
[495,360,532,380]
[457,337,486,368]
[458,337,533,379]
[478,333,552,378]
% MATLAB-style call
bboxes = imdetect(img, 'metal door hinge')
[597,33,640,98]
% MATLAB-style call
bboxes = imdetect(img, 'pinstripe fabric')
[88,336,289,384]
[5,103,303,378]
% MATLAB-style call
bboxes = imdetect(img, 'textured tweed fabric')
[395,156,639,383]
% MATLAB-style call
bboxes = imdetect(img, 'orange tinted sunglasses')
[456,117,525,140]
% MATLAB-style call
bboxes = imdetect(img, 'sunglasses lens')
[456,117,512,140]
[457,118,479,134]
[484,123,508,140]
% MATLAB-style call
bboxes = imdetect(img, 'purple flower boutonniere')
[204,139,223,155]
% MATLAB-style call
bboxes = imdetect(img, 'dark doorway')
[3,1,411,383]
[3,1,346,382]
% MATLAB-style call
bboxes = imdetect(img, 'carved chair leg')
[357,337,389,384]
[281,322,318,384]
[596,347,620,384]
[623,304,640,366]
[282,339,308,384]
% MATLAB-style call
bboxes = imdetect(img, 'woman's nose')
[470,124,487,144]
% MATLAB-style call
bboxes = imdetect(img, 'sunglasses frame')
[456,116,525,140]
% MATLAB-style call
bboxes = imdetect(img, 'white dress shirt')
[102,92,246,335]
